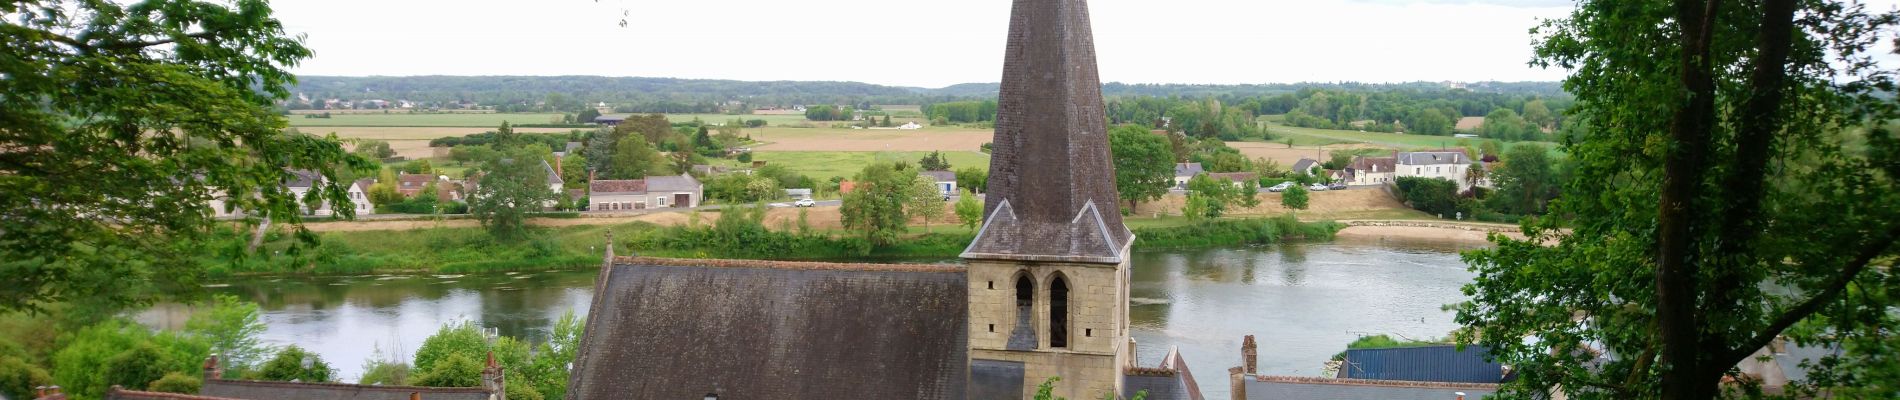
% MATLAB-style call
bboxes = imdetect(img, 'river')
[146,236,1483,399]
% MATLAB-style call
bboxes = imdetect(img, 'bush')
[1393,176,1460,217]
[0,356,51,400]
[104,344,173,391]
[1133,215,1340,249]
[410,353,482,388]
[256,346,334,383]
[148,372,201,394]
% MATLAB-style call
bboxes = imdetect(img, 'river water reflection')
[165,237,1482,399]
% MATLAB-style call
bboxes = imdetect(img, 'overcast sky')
[275,0,1584,87]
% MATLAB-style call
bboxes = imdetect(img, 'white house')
[898,121,923,130]
[921,170,958,196]
[588,174,704,211]
[1172,163,1204,189]
[542,159,564,209]
[346,178,375,216]
[285,170,334,217]
[1396,151,1477,191]
[1291,158,1322,176]
[1345,154,1397,186]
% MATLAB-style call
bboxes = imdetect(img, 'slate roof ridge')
[611,256,963,273]
[106,386,244,400]
[203,378,490,393]
[1251,375,1502,389]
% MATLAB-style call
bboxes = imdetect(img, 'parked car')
[794,198,816,207]
[1307,183,1330,191]
[1267,182,1295,192]
[1328,182,1348,190]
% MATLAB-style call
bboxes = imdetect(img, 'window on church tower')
[1050,274,1070,348]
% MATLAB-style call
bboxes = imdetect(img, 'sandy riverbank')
[1333,222,1526,245]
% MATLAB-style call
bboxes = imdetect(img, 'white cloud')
[275,0,1576,87]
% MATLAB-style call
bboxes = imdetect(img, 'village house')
[921,170,958,196]
[1205,172,1259,189]
[1173,162,1205,189]
[586,173,704,211]
[395,173,437,198]
[1396,151,1477,191]
[541,159,564,209]
[1291,158,1322,176]
[899,121,924,130]
[1345,153,1398,186]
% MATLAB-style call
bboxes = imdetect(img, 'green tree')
[1521,100,1554,130]
[839,163,917,246]
[354,140,398,159]
[1237,180,1261,209]
[148,372,201,394]
[413,322,488,374]
[358,347,410,386]
[954,188,983,230]
[1393,177,1458,217]
[908,175,947,233]
[955,167,989,195]
[576,108,602,124]
[1,0,370,313]
[1280,185,1308,214]
[1485,144,1554,215]
[410,353,481,388]
[470,147,557,241]
[1480,108,1529,141]
[527,311,584,400]
[918,151,952,171]
[1457,0,1900,398]
[1405,108,1454,136]
[184,295,271,372]
[1108,125,1175,210]
[560,153,589,189]
[256,346,333,383]
[1184,175,1236,219]
[608,135,661,179]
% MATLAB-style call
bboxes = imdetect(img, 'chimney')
[1242,335,1258,374]
[410,393,421,400]
[1227,367,1246,400]
[480,351,506,400]
[555,156,564,177]
[204,354,223,380]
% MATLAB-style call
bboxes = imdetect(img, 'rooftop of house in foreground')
[566,256,970,399]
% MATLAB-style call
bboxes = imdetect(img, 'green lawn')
[724,151,993,180]
[288,113,569,127]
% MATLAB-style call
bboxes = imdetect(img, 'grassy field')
[1261,119,1562,153]
[723,150,992,179]
[288,113,569,127]
[747,126,991,152]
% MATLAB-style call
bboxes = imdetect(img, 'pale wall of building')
[967,258,1132,399]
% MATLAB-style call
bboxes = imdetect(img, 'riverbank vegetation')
[0,294,580,400]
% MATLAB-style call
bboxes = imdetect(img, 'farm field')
[661,111,928,127]
[727,151,992,180]
[748,126,991,152]
[311,126,583,160]
[1262,120,1560,153]
[287,113,569,127]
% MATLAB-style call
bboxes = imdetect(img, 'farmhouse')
[1173,162,1204,189]
[900,121,924,130]
[586,174,704,211]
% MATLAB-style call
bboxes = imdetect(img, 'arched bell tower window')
[1050,273,1070,348]
[1005,271,1039,351]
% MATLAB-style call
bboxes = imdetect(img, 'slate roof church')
[562,0,1200,398]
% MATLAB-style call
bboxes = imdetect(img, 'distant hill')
[288,75,1564,111]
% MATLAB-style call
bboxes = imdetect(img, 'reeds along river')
[139,236,1485,400]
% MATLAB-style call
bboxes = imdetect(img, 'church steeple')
[964,0,1130,264]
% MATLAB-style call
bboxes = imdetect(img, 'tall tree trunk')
[1657,0,1722,399]
[1709,0,1797,369]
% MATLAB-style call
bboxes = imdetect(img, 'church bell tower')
[962,0,1134,398]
